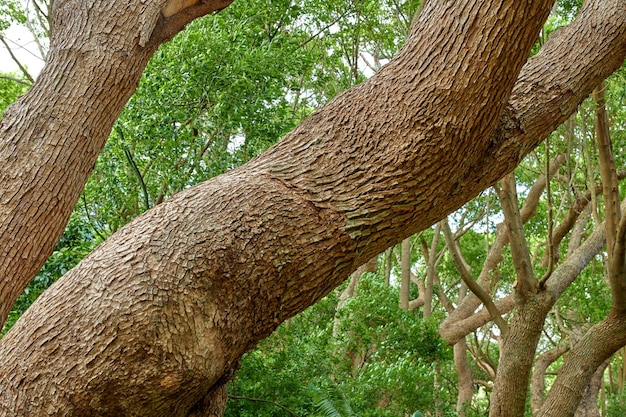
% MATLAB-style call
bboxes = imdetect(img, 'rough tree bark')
[0,0,624,416]
[536,79,626,417]
[0,0,235,327]
[573,359,610,417]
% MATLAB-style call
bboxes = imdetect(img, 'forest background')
[1,0,626,416]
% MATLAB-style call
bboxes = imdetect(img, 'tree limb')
[442,219,509,337]
[498,173,537,299]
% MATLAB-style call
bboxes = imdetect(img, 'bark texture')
[0,0,234,328]
[531,345,569,414]
[573,359,609,417]
[490,294,554,417]
[538,312,626,417]
[0,0,625,415]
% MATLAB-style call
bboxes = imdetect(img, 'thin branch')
[541,136,555,283]
[442,219,509,337]
[116,124,151,211]
[400,237,411,310]
[25,0,48,59]
[594,83,626,312]
[497,173,537,299]
[228,395,299,417]
[0,75,31,86]
[423,223,441,318]
[594,84,620,256]
[299,9,351,48]
[81,194,107,242]
[0,37,35,84]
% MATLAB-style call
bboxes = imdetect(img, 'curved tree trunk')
[0,0,624,415]
[538,312,626,417]
[0,0,234,327]
[573,358,610,417]
[531,345,570,414]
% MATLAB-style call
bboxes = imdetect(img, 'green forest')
[1,0,625,415]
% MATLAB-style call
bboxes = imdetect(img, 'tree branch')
[442,219,509,337]
[530,345,569,414]
[0,37,35,84]
[228,395,298,417]
[498,173,537,299]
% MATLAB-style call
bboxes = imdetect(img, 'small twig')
[228,395,299,417]
[442,219,509,337]
[540,136,555,285]
[0,37,35,84]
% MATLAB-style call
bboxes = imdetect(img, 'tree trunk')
[455,339,474,417]
[400,237,411,310]
[538,312,626,417]
[0,0,624,415]
[490,293,554,417]
[384,246,393,286]
[0,0,235,327]
[531,345,570,414]
[423,223,441,318]
[573,358,610,417]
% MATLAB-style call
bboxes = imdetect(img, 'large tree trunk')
[0,0,624,415]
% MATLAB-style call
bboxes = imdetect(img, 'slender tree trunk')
[384,246,393,286]
[400,237,411,310]
[424,223,441,318]
[490,293,554,417]
[531,345,570,414]
[538,312,626,417]
[573,358,610,417]
[455,339,474,417]
[0,0,624,415]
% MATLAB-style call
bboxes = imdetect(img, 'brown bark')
[489,171,551,417]
[0,0,624,415]
[531,345,570,414]
[0,0,235,328]
[490,294,554,417]
[488,212,609,417]
[573,358,609,417]
[538,312,626,417]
